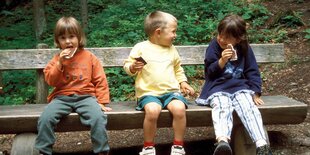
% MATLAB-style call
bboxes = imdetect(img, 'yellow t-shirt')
[124,40,187,98]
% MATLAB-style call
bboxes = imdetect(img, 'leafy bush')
[105,67,135,101]
[304,29,310,40]
[278,11,304,28]
[0,70,36,105]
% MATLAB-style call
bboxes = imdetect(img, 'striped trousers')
[210,90,266,143]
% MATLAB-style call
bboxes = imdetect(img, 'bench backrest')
[0,44,284,70]
[0,44,284,103]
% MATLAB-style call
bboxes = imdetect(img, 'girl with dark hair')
[196,15,272,155]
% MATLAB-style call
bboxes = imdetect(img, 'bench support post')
[35,43,49,104]
[0,71,3,94]
[36,70,48,104]
[11,133,39,155]
[232,125,269,155]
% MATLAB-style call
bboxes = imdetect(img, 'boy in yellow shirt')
[124,11,194,155]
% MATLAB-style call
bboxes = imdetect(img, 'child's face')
[157,21,177,47]
[217,34,240,49]
[57,31,79,50]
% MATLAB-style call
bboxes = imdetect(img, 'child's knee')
[172,108,186,119]
[168,99,185,109]
[38,112,58,126]
[145,109,161,121]
[168,103,186,119]
[144,104,161,121]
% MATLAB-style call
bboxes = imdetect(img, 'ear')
[154,28,161,36]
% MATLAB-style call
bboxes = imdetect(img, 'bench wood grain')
[0,96,306,134]
[0,44,284,70]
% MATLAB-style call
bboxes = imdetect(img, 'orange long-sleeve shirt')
[44,49,110,104]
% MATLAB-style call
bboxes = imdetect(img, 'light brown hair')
[144,11,177,37]
[54,16,86,48]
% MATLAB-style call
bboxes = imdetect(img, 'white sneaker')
[170,145,186,155]
[139,146,156,155]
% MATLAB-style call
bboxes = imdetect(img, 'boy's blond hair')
[54,17,86,48]
[144,11,177,37]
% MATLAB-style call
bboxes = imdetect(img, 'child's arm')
[44,55,66,87]
[123,45,144,75]
[243,47,262,94]
[44,49,75,86]
[91,56,111,110]
[204,41,227,80]
[253,93,264,105]
[180,81,195,96]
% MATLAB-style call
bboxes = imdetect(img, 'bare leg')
[167,100,186,141]
[143,102,162,143]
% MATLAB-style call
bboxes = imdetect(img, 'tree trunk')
[81,0,88,32]
[33,0,46,41]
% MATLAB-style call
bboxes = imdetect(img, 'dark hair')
[217,15,248,54]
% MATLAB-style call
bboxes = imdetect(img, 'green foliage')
[0,3,35,49]
[282,11,304,28]
[277,11,304,28]
[304,29,310,40]
[289,55,303,65]
[0,0,301,105]
[248,28,288,43]
[183,65,204,78]
[104,67,135,101]
[0,70,36,105]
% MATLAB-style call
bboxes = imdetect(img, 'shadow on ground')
[54,140,215,155]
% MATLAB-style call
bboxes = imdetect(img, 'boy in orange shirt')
[35,16,110,155]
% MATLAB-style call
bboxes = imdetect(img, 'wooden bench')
[0,44,307,155]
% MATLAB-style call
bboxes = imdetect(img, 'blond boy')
[124,11,194,155]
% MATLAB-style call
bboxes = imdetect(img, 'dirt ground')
[258,0,310,155]
[1,0,310,155]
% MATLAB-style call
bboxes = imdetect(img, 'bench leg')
[11,133,39,155]
[231,125,269,155]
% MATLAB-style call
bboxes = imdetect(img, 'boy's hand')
[130,60,145,73]
[253,94,264,105]
[99,104,112,112]
[180,82,195,96]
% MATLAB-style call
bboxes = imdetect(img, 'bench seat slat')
[0,95,306,134]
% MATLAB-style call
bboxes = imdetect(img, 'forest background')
[1,0,310,154]
[0,0,308,105]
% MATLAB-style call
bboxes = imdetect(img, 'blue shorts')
[136,92,188,111]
